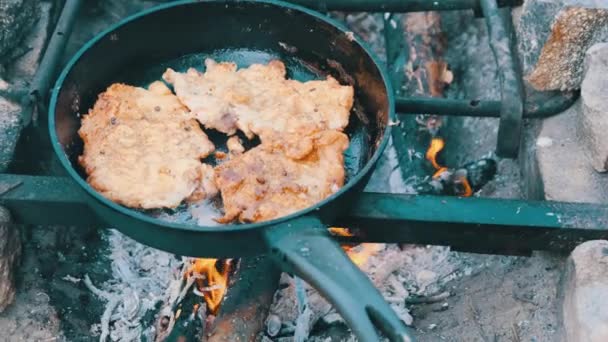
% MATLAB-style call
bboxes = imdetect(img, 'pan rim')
[49,0,395,233]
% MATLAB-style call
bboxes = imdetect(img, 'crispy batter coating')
[162,59,354,140]
[79,82,215,209]
[214,131,349,223]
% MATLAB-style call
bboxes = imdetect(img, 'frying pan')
[49,1,414,341]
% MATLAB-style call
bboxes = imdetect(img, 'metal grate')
[0,0,604,256]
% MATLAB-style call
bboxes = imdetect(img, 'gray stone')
[0,206,19,313]
[521,100,608,202]
[0,2,51,172]
[0,0,39,63]
[266,314,282,337]
[0,94,21,172]
[562,240,608,342]
[580,43,608,172]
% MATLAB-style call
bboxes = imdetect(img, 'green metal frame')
[0,174,606,255]
[0,0,603,257]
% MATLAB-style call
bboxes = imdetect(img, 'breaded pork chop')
[214,130,349,223]
[79,82,216,209]
[162,59,354,140]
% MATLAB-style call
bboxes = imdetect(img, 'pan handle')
[264,216,415,342]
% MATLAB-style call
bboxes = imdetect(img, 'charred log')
[0,207,19,313]
[206,256,280,342]
[390,12,451,181]
[414,158,497,196]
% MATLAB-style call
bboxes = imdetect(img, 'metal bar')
[481,0,524,157]
[336,193,608,254]
[384,13,406,95]
[289,0,522,12]
[396,91,579,118]
[0,174,100,226]
[23,0,83,126]
[3,174,606,254]
[396,97,502,117]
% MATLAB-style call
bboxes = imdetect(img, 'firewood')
[0,206,19,313]
[205,256,280,342]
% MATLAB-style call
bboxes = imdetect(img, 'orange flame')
[425,137,474,197]
[426,137,445,171]
[346,244,385,267]
[458,176,473,197]
[185,258,232,314]
[329,227,382,267]
[329,227,353,237]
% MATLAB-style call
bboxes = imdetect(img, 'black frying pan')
[49,1,414,341]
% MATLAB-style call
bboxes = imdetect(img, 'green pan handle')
[264,216,415,342]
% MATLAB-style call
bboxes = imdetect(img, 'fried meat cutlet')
[214,130,349,223]
[162,59,354,140]
[79,82,216,209]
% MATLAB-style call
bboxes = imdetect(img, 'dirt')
[0,228,64,342]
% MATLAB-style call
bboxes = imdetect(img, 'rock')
[415,270,438,293]
[562,240,608,342]
[516,0,608,75]
[0,0,39,63]
[0,207,20,312]
[0,94,21,172]
[526,7,608,90]
[516,0,567,74]
[580,43,608,172]
[521,100,608,203]
[265,314,282,337]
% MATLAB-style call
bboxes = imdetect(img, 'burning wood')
[153,257,233,341]
[185,259,232,315]
[207,256,280,342]
[328,227,383,267]
[421,136,496,197]
[415,157,497,197]
[153,256,280,342]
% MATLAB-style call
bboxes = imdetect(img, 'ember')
[425,137,473,196]
[347,244,385,267]
[185,259,233,314]
[329,227,383,266]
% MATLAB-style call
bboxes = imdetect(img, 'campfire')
[425,137,473,197]
[329,227,384,267]
[180,229,382,323]
[185,259,233,314]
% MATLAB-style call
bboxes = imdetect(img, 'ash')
[85,230,180,341]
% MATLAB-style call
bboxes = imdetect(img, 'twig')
[294,306,314,342]
[294,277,313,342]
[84,274,114,301]
[294,277,308,312]
[467,297,489,342]
[100,296,120,342]
[512,291,537,306]
[406,291,450,304]
[511,323,521,342]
